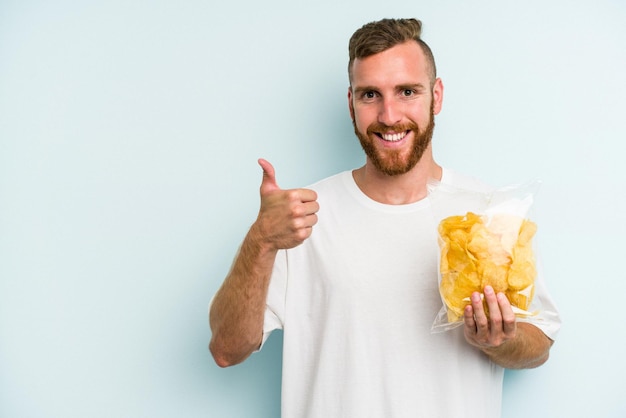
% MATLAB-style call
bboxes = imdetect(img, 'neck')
[352,151,442,205]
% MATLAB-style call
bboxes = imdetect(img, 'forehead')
[351,41,430,87]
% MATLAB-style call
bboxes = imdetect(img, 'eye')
[356,90,379,103]
[402,89,415,97]
[363,91,377,99]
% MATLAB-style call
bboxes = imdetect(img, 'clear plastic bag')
[429,180,543,333]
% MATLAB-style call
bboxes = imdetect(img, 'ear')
[347,86,355,121]
[432,78,444,115]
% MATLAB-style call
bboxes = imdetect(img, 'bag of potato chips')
[429,180,542,332]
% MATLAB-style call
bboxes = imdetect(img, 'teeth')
[381,131,407,142]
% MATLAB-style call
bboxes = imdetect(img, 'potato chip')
[517,220,537,246]
[485,213,524,253]
[438,212,537,321]
[478,260,509,293]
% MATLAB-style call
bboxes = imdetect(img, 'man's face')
[348,41,443,176]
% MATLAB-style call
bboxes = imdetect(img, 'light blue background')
[1,1,625,417]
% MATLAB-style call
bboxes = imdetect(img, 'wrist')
[247,222,279,256]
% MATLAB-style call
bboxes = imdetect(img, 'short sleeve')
[258,249,288,350]
[518,252,562,340]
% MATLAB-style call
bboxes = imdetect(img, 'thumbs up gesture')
[254,159,319,250]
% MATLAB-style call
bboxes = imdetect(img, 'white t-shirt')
[261,168,560,418]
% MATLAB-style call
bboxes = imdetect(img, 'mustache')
[366,121,420,136]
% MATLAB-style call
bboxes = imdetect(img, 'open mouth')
[376,130,410,142]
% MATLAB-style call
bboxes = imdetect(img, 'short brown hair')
[348,18,437,86]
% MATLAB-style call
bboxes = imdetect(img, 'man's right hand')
[210,158,318,367]
[254,158,319,250]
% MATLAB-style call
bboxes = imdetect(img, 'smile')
[377,131,410,142]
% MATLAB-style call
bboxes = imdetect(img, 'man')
[209,18,560,417]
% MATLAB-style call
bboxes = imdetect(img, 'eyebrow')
[352,83,428,95]
[397,83,428,92]
[351,85,378,96]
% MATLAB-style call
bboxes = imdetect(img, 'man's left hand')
[463,285,517,349]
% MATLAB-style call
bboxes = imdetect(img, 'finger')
[290,209,318,230]
[483,286,502,332]
[258,158,280,194]
[470,291,489,334]
[463,304,476,331]
[483,286,502,323]
[301,200,320,217]
[301,213,319,229]
[497,292,517,336]
[298,188,318,203]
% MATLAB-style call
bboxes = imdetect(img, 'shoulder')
[307,171,352,194]
[441,167,494,194]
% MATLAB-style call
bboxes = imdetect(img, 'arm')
[209,159,319,368]
[463,285,554,369]
[209,226,278,368]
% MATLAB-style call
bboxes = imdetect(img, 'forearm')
[482,322,553,369]
[209,225,277,367]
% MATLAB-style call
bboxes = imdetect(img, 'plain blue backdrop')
[1,1,625,417]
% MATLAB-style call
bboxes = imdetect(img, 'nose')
[378,97,402,127]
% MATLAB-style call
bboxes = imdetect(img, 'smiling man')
[209,18,560,418]
[348,36,442,203]
[349,37,440,179]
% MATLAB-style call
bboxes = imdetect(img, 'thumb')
[258,158,280,194]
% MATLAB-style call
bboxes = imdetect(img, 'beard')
[353,103,435,176]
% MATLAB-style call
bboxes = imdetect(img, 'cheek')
[352,106,375,129]
[353,115,370,135]
[408,105,431,125]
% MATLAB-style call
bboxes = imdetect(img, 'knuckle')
[284,189,297,199]
[503,319,516,333]
[290,206,304,218]
[287,219,301,232]
[295,228,311,242]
